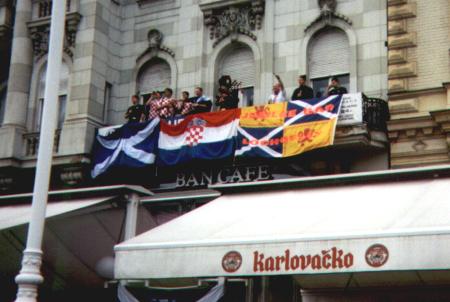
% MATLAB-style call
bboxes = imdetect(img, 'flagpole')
[15,0,67,301]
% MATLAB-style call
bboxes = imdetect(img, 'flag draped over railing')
[91,118,160,178]
[236,95,342,158]
[91,96,343,177]
[159,109,240,166]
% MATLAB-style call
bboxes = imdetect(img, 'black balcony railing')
[363,96,390,131]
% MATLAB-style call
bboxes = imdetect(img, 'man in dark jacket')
[125,95,145,123]
[291,75,314,101]
[189,87,212,114]
[327,77,348,96]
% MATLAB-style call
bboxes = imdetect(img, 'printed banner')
[235,95,343,158]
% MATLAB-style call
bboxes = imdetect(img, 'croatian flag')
[158,109,240,166]
[91,119,160,178]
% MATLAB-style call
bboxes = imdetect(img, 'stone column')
[3,0,33,127]
[0,0,33,159]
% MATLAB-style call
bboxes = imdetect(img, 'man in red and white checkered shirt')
[147,88,176,120]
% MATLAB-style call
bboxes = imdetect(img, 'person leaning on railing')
[188,87,212,114]
[175,91,195,115]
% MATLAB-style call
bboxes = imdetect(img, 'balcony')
[90,93,389,190]
[23,129,61,157]
[334,94,389,149]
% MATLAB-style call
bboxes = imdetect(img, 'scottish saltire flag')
[91,119,160,178]
[235,95,343,158]
[158,109,240,165]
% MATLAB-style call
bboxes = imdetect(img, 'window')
[312,74,349,98]
[308,27,350,97]
[0,83,6,125]
[137,58,171,103]
[218,44,255,107]
[36,61,69,130]
[102,82,112,124]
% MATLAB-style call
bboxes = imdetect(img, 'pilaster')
[387,0,416,93]
[0,0,33,160]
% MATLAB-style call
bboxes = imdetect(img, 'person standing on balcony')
[189,87,212,114]
[291,75,314,101]
[125,95,145,123]
[175,91,194,115]
[268,74,287,104]
[327,77,348,96]
[157,88,176,119]
[145,91,161,120]
[215,87,240,111]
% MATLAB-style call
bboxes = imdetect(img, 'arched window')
[36,61,69,130]
[137,58,171,102]
[218,44,256,107]
[308,27,350,97]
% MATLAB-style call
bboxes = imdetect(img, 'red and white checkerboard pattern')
[185,125,204,147]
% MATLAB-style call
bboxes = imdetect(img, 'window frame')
[311,73,350,98]
[36,95,67,131]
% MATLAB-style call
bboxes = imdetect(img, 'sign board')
[337,93,363,126]
[115,234,450,279]
[175,165,272,188]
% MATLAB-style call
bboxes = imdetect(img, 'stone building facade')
[0,1,449,301]
[387,0,450,168]
[0,0,389,193]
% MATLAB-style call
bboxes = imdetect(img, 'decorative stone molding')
[59,166,84,186]
[431,110,450,133]
[389,98,419,115]
[388,114,450,168]
[388,79,407,93]
[388,3,416,21]
[334,124,389,149]
[27,12,81,59]
[388,32,416,49]
[388,49,407,65]
[388,0,407,6]
[388,19,407,36]
[137,28,175,61]
[0,175,13,191]
[201,0,265,48]
[387,0,417,95]
[305,0,352,33]
[15,249,44,300]
[388,62,417,79]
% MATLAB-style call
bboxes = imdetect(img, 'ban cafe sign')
[176,165,271,188]
[222,244,389,274]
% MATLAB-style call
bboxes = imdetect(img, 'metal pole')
[124,193,140,240]
[15,1,67,301]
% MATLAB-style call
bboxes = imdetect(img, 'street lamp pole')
[15,0,67,301]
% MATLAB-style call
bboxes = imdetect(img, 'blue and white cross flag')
[91,118,160,178]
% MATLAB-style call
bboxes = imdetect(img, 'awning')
[0,197,113,230]
[115,177,450,279]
